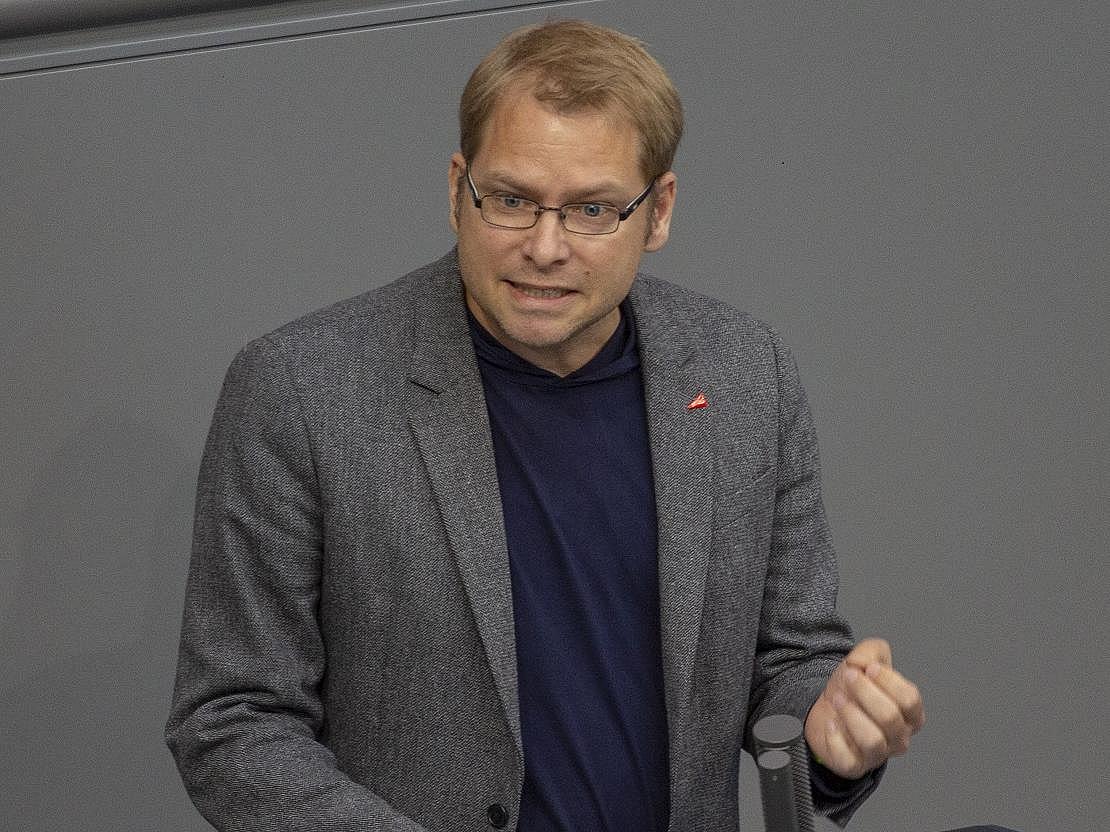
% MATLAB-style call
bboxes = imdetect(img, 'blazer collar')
[405,254,704,389]
[406,248,476,394]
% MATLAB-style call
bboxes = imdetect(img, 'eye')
[580,203,605,218]
[495,194,527,210]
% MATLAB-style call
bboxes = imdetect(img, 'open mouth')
[508,281,573,299]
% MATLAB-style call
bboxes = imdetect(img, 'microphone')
[753,714,815,832]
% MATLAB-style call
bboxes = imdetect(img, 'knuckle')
[881,714,903,740]
[858,727,888,759]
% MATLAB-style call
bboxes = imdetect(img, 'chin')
[501,324,573,352]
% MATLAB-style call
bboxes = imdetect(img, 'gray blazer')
[166,250,878,831]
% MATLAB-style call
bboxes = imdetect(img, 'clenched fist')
[804,638,925,780]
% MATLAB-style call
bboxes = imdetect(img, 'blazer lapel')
[628,277,717,767]
[404,252,522,754]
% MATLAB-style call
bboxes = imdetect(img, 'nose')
[521,208,571,269]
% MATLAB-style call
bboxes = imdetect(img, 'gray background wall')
[1,1,1106,830]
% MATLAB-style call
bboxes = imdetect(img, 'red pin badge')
[686,392,708,410]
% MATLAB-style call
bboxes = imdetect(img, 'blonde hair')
[459,19,683,180]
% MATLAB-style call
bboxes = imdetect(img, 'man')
[167,19,924,832]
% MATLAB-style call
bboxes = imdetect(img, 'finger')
[820,714,866,780]
[860,663,926,732]
[836,696,890,771]
[841,667,912,755]
[829,657,866,698]
[839,670,910,754]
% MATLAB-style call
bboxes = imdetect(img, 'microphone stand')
[753,714,816,832]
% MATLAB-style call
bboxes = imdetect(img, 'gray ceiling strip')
[0,0,282,40]
[0,0,605,77]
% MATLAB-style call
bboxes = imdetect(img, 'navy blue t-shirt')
[470,304,669,832]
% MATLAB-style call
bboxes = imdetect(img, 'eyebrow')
[479,170,631,203]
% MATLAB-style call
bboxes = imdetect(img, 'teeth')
[517,285,568,298]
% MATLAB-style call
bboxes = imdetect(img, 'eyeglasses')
[465,166,656,235]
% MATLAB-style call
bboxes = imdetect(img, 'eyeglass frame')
[464,165,657,235]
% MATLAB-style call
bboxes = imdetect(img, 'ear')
[448,151,467,234]
[643,171,677,252]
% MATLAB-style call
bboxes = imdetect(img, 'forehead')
[473,87,643,191]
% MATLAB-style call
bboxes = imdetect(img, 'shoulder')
[268,257,441,354]
[631,271,789,360]
[228,253,456,386]
[630,271,811,424]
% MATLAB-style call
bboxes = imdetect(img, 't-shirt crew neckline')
[466,300,640,387]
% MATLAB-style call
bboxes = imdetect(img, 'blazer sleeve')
[165,336,431,832]
[742,328,885,827]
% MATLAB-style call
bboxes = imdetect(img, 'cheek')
[459,224,516,264]
[594,244,644,292]
[457,231,494,274]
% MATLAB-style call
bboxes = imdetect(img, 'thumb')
[845,637,892,669]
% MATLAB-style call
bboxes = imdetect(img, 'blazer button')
[486,803,510,828]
